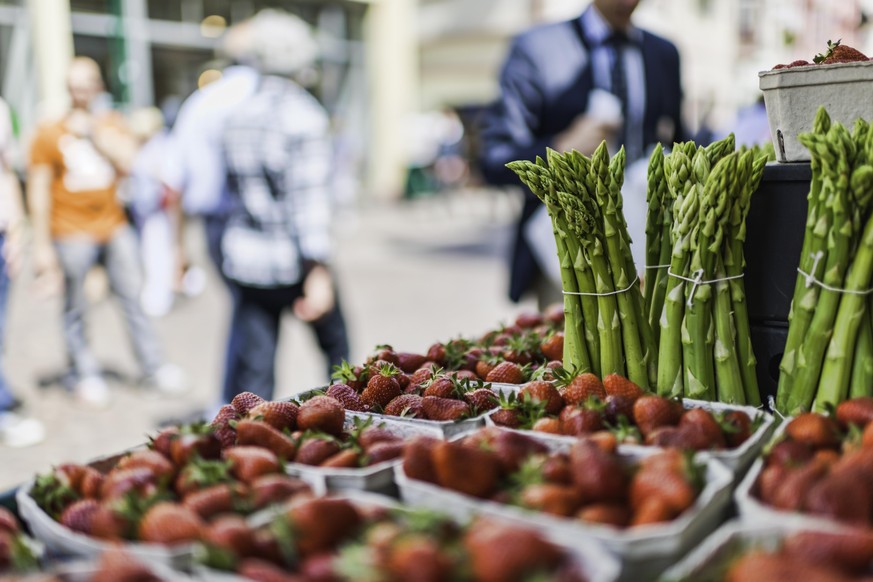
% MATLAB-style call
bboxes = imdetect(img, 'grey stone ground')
[0,190,534,490]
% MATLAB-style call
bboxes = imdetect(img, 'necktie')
[608,32,630,155]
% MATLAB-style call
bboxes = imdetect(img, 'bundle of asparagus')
[646,136,767,404]
[507,144,657,389]
[776,108,873,414]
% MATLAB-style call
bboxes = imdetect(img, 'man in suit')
[480,0,684,306]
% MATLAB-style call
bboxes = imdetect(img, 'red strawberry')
[423,377,456,399]
[396,352,428,373]
[231,392,266,416]
[89,504,129,541]
[116,449,176,482]
[149,426,181,459]
[629,465,696,516]
[203,514,257,558]
[357,427,400,450]
[0,508,18,535]
[756,464,788,504]
[403,436,440,483]
[678,408,726,449]
[542,454,573,484]
[138,502,204,545]
[247,401,298,432]
[836,397,873,429]
[421,396,471,421]
[249,474,311,510]
[490,429,549,474]
[432,440,501,498]
[520,381,564,415]
[785,413,842,449]
[237,558,299,582]
[79,467,105,499]
[485,361,525,384]
[577,503,631,527]
[721,410,753,448]
[224,447,281,484]
[321,449,360,468]
[475,359,498,381]
[235,420,297,460]
[490,408,523,428]
[100,467,157,500]
[515,312,543,329]
[210,405,240,449]
[183,483,246,519]
[297,396,345,437]
[287,498,361,555]
[631,496,677,526]
[559,406,604,436]
[326,384,368,412]
[532,417,562,434]
[569,440,627,504]
[91,548,160,582]
[295,438,341,466]
[766,439,814,468]
[770,458,829,511]
[783,529,873,575]
[519,483,582,516]
[463,520,562,582]
[540,333,564,362]
[603,394,637,424]
[60,498,100,534]
[384,394,424,417]
[804,472,872,527]
[464,388,499,413]
[633,396,682,438]
[361,366,403,409]
[170,425,222,466]
[603,374,645,400]
[426,343,448,366]
[365,441,405,465]
[387,535,453,581]
[560,373,606,405]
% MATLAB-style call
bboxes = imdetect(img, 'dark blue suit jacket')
[480,17,684,302]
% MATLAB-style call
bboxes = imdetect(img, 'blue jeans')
[0,233,13,411]
[54,226,164,382]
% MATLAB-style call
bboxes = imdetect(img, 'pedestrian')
[27,57,185,407]
[0,97,45,447]
[218,10,349,402]
[479,0,685,306]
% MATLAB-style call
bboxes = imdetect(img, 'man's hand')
[554,114,620,155]
[293,264,335,323]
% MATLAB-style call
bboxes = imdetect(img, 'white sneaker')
[0,412,46,448]
[75,376,111,408]
[144,364,189,396]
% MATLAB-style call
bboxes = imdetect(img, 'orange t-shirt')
[29,116,127,241]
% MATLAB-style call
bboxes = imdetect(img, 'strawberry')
[804,472,872,527]
[287,497,361,555]
[170,424,222,466]
[603,394,637,425]
[785,413,842,449]
[224,447,281,484]
[783,529,873,575]
[766,438,814,468]
[724,551,852,582]
[332,361,369,392]
[540,332,564,362]
[138,502,204,545]
[91,548,160,582]
[235,420,297,460]
[770,458,829,511]
[89,504,129,541]
[210,405,240,449]
[423,377,456,399]
[203,514,257,558]
[361,365,403,409]
[0,508,17,535]
[183,483,246,519]
[463,520,563,582]
[326,384,368,412]
[321,449,360,468]
[721,410,753,448]
[475,358,498,381]
[463,388,499,413]
[55,463,87,492]
[864,421,873,449]
[100,467,157,500]
[396,352,428,373]
[421,396,470,421]
[174,457,233,497]
[432,440,501,498]
[295,438,341,466]
[249,474,311,510]
[485,361,525,384]
[532,417,561,434]
[629,466,696,516]
[368,345,400,367]
[678,408,726,449]
[633,395,682,438]
[559,406,604,436]
[490,430,548,474]
[756,464,788,504]
[365,441,405,466]
[836,397,873,429]
[520,381,564,415]
[149,426,181,459]
[384,394,424,417]
[569,440,627,504]
[630,496,677,526]
[577,503,630,527]
[403,436,440,483]
[59,498,100,534]
[116,449,176,482]
[387,535,453,581]
[587,431,619,454]
[297,395,345,437]
[560,373,606,405]
[490,408,523,428]
[237,558,298,582]
[247,401,298,432]
[357,426,401,450]
[519,483,583,516]
[603,374,645,400]
[300,553,343,581]
[231,392,266,416]
[79,467,105,499]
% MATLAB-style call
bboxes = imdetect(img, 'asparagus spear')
[849,300,873,398]
[645,144,666,319]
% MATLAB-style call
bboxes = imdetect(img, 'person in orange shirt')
[27,57,185,407]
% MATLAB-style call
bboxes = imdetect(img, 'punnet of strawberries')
[198,495,589,581]
[401,427,706,528]
[491,372,757,452]
[772,39,870,69]
[752,396,873,527]
[701,528,873,582]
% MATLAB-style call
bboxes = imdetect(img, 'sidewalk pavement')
[0,189,534,490]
